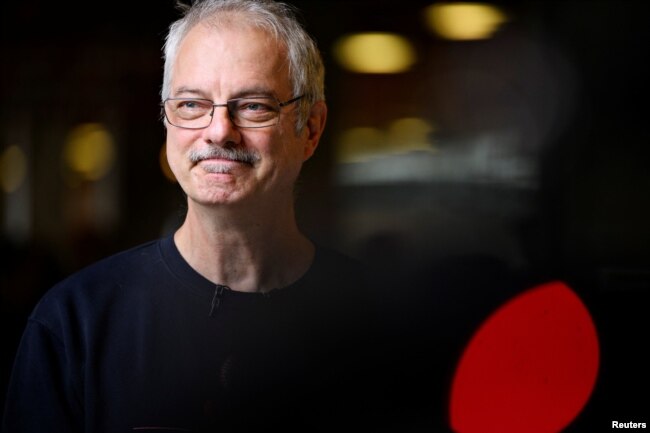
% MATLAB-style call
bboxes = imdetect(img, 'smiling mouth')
[199,159,241,174]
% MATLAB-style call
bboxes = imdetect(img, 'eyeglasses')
[161,95,304,129]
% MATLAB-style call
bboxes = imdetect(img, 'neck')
[174,198,314,293]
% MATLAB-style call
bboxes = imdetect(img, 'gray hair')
[162,0,325,131]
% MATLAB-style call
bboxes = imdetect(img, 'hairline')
[161,2,325,132]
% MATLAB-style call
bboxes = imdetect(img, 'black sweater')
[2,236,383,433]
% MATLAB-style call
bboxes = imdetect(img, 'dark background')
[1,0,648,431]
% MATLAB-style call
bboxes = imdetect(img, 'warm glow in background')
[1,1,648,431]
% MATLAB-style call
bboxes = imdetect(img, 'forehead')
[171,19,291,97]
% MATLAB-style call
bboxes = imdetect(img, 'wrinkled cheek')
[166,146,188,183]
[271,163,302,194]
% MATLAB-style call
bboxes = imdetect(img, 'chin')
[189,189,250,207]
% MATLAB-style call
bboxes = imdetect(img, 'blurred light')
[424,2,507,40]
[63,123,115,182]
[337,119,437,164]
[0,145,28,193]
[387,117,436,153]
[336,127,386,163]
[333,33,416,73]
[160,143,177,182]
[450,281,599,433]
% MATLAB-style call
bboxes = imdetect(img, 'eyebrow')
[231,86,277,99]
[171,87,209,98]
[171,86,279,100]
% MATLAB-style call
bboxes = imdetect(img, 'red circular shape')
[449,281,599,433]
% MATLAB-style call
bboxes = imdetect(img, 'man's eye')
[178,100,204,110]
[242,102,271,112]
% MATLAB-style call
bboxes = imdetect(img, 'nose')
[201,105,241,146]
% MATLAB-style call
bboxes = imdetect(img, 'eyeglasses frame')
[161,95,304,129]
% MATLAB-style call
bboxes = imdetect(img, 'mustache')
[188,147,261,165]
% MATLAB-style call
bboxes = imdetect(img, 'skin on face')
[165,21,323,209]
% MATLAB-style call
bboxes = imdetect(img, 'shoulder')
[53,238,162,290]
[295,244,373,311]
[29,239,165,330]
[311,244,367,284]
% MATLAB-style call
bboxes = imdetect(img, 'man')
[2,1,385,431]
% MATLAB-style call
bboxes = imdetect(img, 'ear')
[301,101,327,161]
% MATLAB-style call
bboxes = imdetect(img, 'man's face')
[165,22,321,208]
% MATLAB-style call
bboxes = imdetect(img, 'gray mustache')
[189,147,261,165]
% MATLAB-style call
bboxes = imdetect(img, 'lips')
[198,158,243,174]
